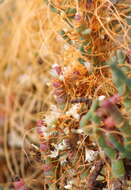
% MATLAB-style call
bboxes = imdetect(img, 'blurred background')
[0,0,65,189]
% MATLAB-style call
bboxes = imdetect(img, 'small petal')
[40,143,49,151]
[36,127,44,134]
[52,64,62,75]
[74,13,81,21]
[36,120,44,127]
[104,116,115,129]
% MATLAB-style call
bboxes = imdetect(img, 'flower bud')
[40,143,49,151]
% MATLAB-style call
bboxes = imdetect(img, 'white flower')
[49,140,67,158]
[38,125,54,140]
[64,184,72,189]
[60,159,67,165]
[43,129,50,139]
[77,141,81,145]
[52,63,59,68]
[98,95,106,101]
[66,104,80,120]
[64,127,69,135]
[49,149,59,158]
[64,180,74,189]
[71,128,84,134]
[59,154,67,165]
[44,108,61,126]
[55,140,67,151]
[9,131,23,147]
[59,74,64,80]
[50,105,61,113]
[64,44,69,50]
[85,149,98,162]
[84,61,93,72]
[49,70,58,77]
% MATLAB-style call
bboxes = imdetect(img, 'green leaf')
[111,159,125,178]
[80,111,92,128]
[49,184,59,190]
[65,8,76,14]
[116,50,125,64]
[78,46,86,53]
[87,48,92,54]
[97,135,116,159]
[92,114,101,124]
[76,25,86,33]
[78,58,86,65]
[81,28,92,35]
[59,30,65,36]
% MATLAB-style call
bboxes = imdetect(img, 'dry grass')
[0,0,62,189]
